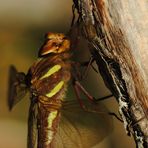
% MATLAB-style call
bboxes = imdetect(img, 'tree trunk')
[73,0,148,147]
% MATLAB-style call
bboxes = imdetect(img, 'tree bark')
[73,0,148,147]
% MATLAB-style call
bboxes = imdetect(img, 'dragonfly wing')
[27,101,38,148]
[53,100,113,148]
[8,65,28,110]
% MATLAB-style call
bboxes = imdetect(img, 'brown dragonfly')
[8,33,113,148]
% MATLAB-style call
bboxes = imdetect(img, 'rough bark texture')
[73,0,148,147]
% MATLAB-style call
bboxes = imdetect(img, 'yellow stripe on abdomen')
[40,64,61,80]
[47,111,58,128]
[46,111,58,144]
[46,81,64,98]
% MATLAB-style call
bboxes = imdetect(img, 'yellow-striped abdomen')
[46,111,58,145]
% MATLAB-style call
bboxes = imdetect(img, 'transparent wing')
[53,100,113,148]
[7,65,28,110]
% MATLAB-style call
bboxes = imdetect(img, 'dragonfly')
[8,33,113,148]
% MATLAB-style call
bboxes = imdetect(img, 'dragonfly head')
[38,33,70,57]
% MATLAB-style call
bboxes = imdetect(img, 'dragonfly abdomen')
[37,104,61,148]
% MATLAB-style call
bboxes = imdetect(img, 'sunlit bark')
[73,0,148,147]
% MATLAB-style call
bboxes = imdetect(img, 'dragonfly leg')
[72,79,114,103]
[96,95,123,122]
[73,79,95,103]
[73,80,123,122]
[123,111,147,137]
[95,96,123,122]
[72,78,105,114]
[95,94,114,101]
[108,112,123,122]
[128,116,146,133]
[73,80,89,111]
[72,79,105,114]
[72,56,98,81]
[79,56,100,80]
[80,56,95,80]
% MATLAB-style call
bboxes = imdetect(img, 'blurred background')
[0,0,135,147]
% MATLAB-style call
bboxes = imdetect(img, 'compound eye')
[52,42,59,47]
[38,41,59,57]
[38,33,69,57]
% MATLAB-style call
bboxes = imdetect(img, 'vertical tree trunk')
[73,0,148,147]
